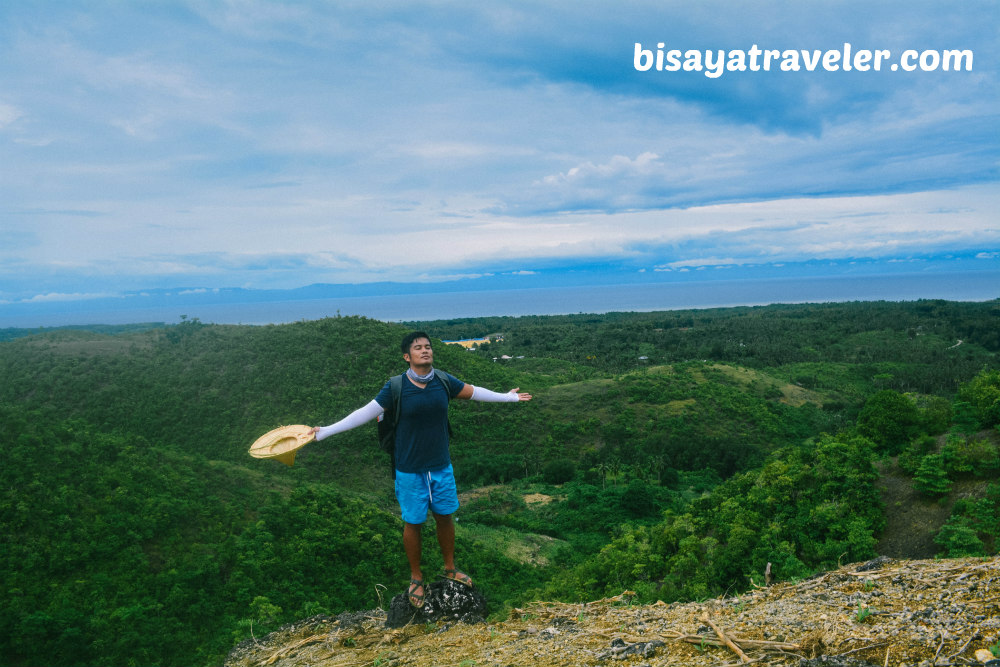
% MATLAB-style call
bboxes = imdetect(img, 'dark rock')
[385,578,488,628]
[597,638,666,661]
[854,556,893,572]
[628,641,665,658]
[334,609,375,631]
[798,656,881,667]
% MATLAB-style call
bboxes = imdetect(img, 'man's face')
[404,337,434,368]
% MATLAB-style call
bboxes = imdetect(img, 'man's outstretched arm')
[457,384,532,402]
[311,399,385,440]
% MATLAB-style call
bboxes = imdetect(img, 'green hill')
[1,302,998,666]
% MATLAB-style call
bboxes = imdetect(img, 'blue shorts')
[394,464,460,524]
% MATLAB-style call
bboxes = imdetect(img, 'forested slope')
[415,299,999,392]
[2,301,999,667]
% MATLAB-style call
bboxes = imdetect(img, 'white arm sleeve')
[470,386,520,403]
[315,400,385,441]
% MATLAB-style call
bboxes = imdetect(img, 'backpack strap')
[390,373,404,423]
[435,370,451,400]
[435,371,455,437]
[388,374,404,477]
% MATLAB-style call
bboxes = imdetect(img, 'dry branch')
[703,614,752,663]
[261,634,329,666]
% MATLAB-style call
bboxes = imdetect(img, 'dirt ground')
[875,456,995,559]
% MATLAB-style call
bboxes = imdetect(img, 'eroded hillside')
[225,557,1000,667]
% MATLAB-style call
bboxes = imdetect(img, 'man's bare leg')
[403,522,424,604]
[434,513,472,585]
[433,512,456,570]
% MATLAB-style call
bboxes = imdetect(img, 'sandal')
[443,568,473,588]
[407,578,425,608]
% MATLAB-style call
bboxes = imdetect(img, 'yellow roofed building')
[442,335,502,349]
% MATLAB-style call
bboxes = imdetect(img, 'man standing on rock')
[311,331,532,608]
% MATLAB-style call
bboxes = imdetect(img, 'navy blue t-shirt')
[375,371,465,474]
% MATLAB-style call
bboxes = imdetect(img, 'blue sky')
[1,0,998,311]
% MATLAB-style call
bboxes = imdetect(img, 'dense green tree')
[941,433,1000,474]
[916,395,953,435]
[542,459,577,484]
[536,432,883,603]
[956,369,1000,429]
[913,454,952,497]
[934,522,986,557]
[898,435,938,474]
[856,390,922,453]
[935,484,999,556]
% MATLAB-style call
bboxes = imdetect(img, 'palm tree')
[596,462,609,489]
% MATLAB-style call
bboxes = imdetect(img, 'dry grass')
[705,363,826,407]
[225,557,1000,667]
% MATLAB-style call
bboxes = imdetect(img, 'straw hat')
[248,424,315,467]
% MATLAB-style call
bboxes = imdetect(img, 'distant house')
[442,336,490,349]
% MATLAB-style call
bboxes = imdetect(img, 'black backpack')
[377,372,453,478]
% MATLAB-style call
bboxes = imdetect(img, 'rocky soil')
[225,556,1000,667]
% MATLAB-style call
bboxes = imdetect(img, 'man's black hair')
[401,331,432,354]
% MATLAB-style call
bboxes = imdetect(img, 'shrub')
[913,454,952,497]
[856,390,922,454]
[935,485,1000,555]
[957,369,1000,429]
[941,434,1000,475]
[621,479,656,518]
[542,459,577,485]
[934,521,986,557]
[899,435,937,475]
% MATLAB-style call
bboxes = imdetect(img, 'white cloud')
[0,1,995,308]
[542,152,662,185]
[24,292,117,303]
[0,101,22,128]
[660,257,741,269]
[399,142,536,160]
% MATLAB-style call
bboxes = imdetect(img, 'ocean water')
[4,271,996,328]
[213,271,1000,324]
